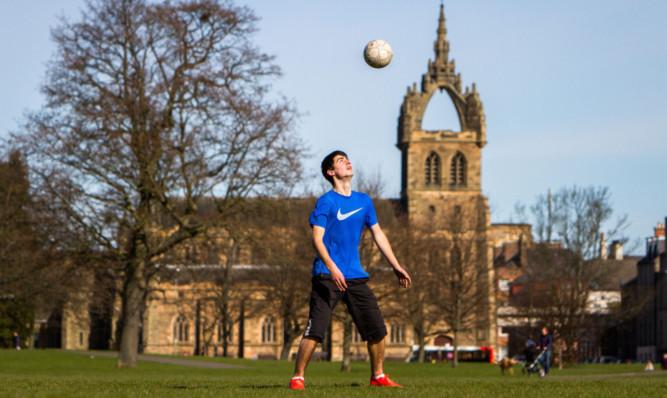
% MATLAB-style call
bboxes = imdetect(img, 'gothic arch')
[425,151,441,186]
[261,316,276,343]
[173,315,189,342]
[450,151,466,187]
[420,84,468,131]
[422,89,463,131]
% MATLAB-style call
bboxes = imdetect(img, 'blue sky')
[1,1,666,253]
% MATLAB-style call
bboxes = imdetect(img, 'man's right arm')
[312,225,347,291]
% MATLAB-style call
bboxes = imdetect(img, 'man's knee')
[366,336,385,345]
[301,336,320,345]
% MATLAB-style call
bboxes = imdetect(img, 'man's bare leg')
[367,337,385,377]
[292,336,319,378]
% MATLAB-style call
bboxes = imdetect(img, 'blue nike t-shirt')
[309,190,378,279]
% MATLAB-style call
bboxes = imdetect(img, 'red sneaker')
[370,374,402,388]
[289,378,305,390]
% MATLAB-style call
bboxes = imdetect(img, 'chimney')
[599,233,608,260]
[518,234,527,267]
[609,240,623,261]
[655,222,665,237]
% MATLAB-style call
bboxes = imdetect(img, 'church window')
[450,152,466,187]
[425,152,441,186]
[261,316,276,343]
[390,324,406,344]
[174,316,189,342]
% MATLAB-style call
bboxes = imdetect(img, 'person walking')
[13,332,21,350]
[289,150,411,390]
[537,327,553,376]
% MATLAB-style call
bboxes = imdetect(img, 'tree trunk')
[195,300,201,355]
[416,328,426,363]
[341,315,353,372]
[452,296,462,368]
[116,257,146,368]
[237,300,245,358]
[452,329,459,368]
[280,317,299,361]
[221,312,229,357]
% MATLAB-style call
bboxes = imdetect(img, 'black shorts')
[303,274,387,343]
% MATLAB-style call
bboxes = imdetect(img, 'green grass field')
[1,350,666,397]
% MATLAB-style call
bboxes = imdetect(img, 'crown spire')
[434,3,449,61]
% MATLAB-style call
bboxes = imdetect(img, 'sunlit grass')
[1,349,666,397]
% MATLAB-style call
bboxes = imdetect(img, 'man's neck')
[333,179,352,196]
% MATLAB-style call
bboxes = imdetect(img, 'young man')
[289,150,411,390]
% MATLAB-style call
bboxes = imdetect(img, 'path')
[70,350,244,368]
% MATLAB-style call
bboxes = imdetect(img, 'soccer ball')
[363,39,393,69]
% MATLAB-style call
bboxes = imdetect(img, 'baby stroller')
[521,340,546,377]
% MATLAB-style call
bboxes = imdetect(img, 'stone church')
[50,4,530,362]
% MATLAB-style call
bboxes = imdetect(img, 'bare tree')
[531,186,628,260]
[384,218,441,363]
[12,0,304,367]
[429,201,491,368]
[214,236,245,358]
[514,185,630,364]
[249,198,314,360]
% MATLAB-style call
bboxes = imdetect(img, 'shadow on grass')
[238,382,365,389]
[333,383,364,387]
[239,384,286,389]
[169,385,212,389]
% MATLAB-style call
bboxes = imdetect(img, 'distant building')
[495,232,638,362]
[620,220,667,362]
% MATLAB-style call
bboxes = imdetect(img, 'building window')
[261,317,276,343]
[390,324,406,344]
[174,316,189,342]
[449,152,466,187]
[425,152,441,186]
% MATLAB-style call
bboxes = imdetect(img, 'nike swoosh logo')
[337,208,363,221]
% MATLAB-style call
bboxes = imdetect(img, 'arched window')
[449,152,466,187]
[425,152,440,186]
[390,324,406,344]
[261,317,276,343]
[173,316,189,342]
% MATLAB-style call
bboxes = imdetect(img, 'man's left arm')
[369,223,411,288]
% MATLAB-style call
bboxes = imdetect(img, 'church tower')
[397,4,487,223]
[397,4,496,351]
